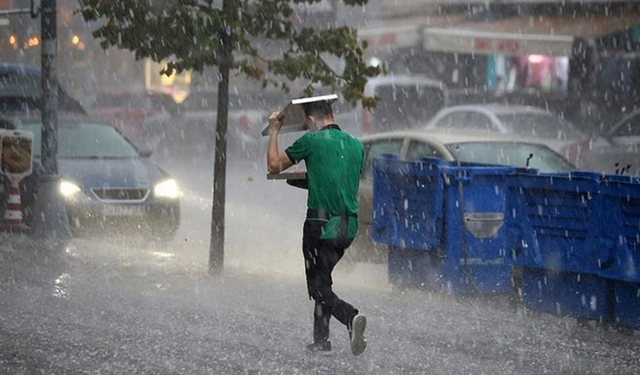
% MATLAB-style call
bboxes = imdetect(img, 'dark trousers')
[302,219,358,343]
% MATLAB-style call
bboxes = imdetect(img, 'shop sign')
[362,33,397,47]
[474,38,520,53]
[0,129,33,181]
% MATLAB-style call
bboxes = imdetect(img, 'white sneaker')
[349,314,367,356]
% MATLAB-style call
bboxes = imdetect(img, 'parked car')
[423,104,609,168]
[582,109,640,175]
[349,129,575,264]
[0,63,87,231]
[305,84,372,136]
[88,89,181,149]
[356,74,448,136]
[172,88,281,157]
[604,109,640,147]
[0,62,86,115]
[15,114,180,240]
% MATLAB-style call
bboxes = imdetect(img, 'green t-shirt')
[285,125,364,239]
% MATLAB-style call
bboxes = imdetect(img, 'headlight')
[60,181,81,197]
[154,179,179,199]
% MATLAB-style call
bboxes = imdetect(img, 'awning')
[422,14,640,57]
[358,15,461,56]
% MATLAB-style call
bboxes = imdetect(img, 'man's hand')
[267,110,294,174]
[269,110,284,133]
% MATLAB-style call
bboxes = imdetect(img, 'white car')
[305,75,448,137]
[581,109,640,174]
[423,104,607,168]
[349,129,575,264]
[605,109,640,149]
[350,74,448,136]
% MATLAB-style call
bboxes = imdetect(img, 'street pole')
[31,0,71,243]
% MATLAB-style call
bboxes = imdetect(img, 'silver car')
[423,104,608,168]
[349,129,575,264]
[582,109,640,175]
[605,109,640,149]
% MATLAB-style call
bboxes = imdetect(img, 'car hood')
[57,157,168,190]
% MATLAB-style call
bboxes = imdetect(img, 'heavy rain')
[2,0,640,374]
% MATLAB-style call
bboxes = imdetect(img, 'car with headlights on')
[349,129,576,264]
[17,115,180,240]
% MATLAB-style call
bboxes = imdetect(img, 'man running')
[266,99,367,356]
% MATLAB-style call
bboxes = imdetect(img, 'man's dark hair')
[302,100,333,120]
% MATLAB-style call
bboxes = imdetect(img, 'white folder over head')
[261,94,338,136]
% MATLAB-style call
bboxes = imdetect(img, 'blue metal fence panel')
[371,154,401,247]
[372,155,444,251]
[612,280,640,330]
[440,164,515,294]
[521,267,613,321]
[599,175,640,283]
[507,171,606,275]
[597,175,640,330]
[377,156,514,294]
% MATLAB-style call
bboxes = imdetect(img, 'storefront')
[358,10,640,128]
[422,13,640,91]
[359,14,461,63]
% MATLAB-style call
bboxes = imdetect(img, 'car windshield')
[496,113,585,141]
[22,121,140,158]
[446,141,575,173]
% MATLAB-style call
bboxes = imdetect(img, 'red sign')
[474,38,520,53]
[474,38,491,51]
[497,40,519,53]
[0,0,9,10]
[379,33,396,45]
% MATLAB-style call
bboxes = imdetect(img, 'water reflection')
[151,251,175,260]
[53,273,71,299]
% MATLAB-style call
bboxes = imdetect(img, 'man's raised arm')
[267,111,294,174]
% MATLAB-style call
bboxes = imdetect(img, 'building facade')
[359,1,640,130]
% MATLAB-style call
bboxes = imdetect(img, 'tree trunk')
[209,25,232,275]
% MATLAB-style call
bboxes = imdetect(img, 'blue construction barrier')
[505,170,613,320]
[439,163,515,294]
[520,267,612,321]
[507,170,605,273]
[374,156,514,294]
[372,154,640,327]
[612,281,640,329]
[372,154,444,252]
[599,174,640,283]
[598,174,640,329]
